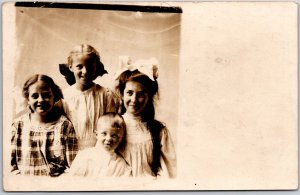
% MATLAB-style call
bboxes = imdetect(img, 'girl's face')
[98,124,123,152]
[28,81,54,116]
[123,81,149,116]
[69,54,96,89]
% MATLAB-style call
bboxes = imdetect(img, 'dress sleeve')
[105,88,121,113]
[11,122,19,174]
[68,150,88,176]
[122,164,132,178]
[63,120,79,166]
[159,127,177,178]
[59,99,71,119]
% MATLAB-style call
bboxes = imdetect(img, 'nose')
[105,134,112,141]
[130,93,137,103]
[81,66,87,74]
[38,95,44,102]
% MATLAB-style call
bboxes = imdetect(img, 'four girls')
[10,44,176,179]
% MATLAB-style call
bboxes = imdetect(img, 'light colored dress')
[68,145,131,178]
[121,113,177,178]
[62,84,117,150]
[11,113,78,176]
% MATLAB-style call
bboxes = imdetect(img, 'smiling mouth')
[105,142,115,147]
[129,105,141,110]
[36,105,50,112]
[80,76,93,83]
[37,104,47,108]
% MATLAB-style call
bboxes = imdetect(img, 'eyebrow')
[125,89,145,93]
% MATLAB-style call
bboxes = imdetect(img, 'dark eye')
[86,62,95,70]
[111,134,118,138]
[42,93,51,99]
[76,64,83,69]
[126,90,133,96]
[101,132,107,136]
[31,93,38,99]
[137,92,146,98]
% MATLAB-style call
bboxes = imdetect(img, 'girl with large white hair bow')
[115,56,176,178]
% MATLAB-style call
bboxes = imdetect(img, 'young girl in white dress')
[115,57,176,178]
[11,74,78,176]
[68,113,131,178]
[59,44,118,150]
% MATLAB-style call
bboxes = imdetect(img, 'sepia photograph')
[4,1,180,190]
[3,1,298,191]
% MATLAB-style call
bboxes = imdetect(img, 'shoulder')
[93,84,105,92]
[115,153,131,168]
[115,153,127,163]
[78,148,95,158]
[115,154,132,176]
[154,120,166,128]
[151,120,166,132]
[94,84,118,102]
[11,114,31,136]
[73,148,96,162]
[94,84,114,95]
[58,115,72,124]
[14,112,30,122]
[69,149,90,168]
[56,115,74,131]
[63,85,74,95]
[152,120,172,139]
[62,85,79,99]
[12,113,29,127]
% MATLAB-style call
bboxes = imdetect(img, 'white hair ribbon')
[115,56,159,81]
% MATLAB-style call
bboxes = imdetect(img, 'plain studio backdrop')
[3,1,298,190]
[11,4,180,137]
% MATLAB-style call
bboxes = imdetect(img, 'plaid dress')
[11,113,78,176]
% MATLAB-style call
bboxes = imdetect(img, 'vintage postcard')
[2,1,298,191]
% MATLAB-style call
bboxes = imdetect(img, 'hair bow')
[115,56,159,81]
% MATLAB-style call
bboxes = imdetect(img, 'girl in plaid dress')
[59,44,118,150]
[11,74,78,176]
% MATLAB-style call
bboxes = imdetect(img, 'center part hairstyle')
[22,74,64,113]
[59,44,108,85]
[23,74,63,102]
[115,70,164,176]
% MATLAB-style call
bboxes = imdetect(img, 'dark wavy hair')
[59,44,107,85]
[23,74,63,102]
[115,70,164,176]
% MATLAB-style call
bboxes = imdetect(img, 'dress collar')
[94,144,117,161]
[71,82,96,94]
[123,112,143,122]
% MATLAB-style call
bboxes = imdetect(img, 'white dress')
[121,113,177,178]
[62,84,117,150]
[68,145,131,178]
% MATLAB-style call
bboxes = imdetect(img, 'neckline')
[28,113,63,129]
[123,112,143,122]
[72,82,97,94]
[123,113,149,133]
[94,144,116,159]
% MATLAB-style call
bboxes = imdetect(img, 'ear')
[69,65,73,72]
